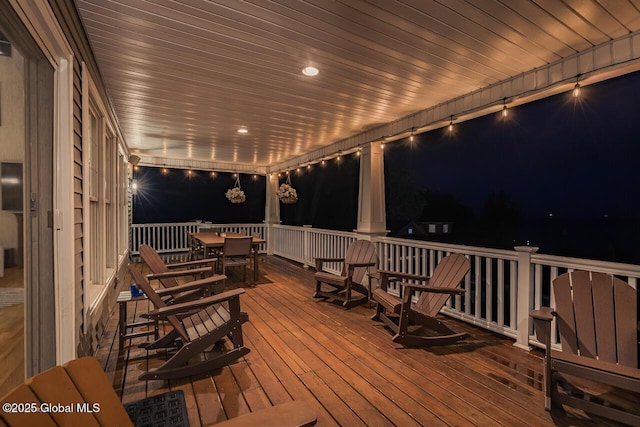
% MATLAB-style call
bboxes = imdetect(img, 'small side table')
[117,291,159,349]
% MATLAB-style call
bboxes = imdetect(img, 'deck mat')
[124,390,190,427]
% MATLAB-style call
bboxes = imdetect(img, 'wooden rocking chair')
[530,271,640,425]
[371,253,470,347]
[139,244,223,303]
[128,265,250,381]
[0,356,317,426]
[313,240,377,309]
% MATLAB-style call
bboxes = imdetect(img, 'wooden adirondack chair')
[371,253,470,347]
[0,356,317,427]
[128,265,250,380]
[313,240,377,309]
[530,271,640,425]
[139,244,222,302]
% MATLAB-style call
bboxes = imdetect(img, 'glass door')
[0,4,55,395]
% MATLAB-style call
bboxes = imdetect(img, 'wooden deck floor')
[96,256,618,427]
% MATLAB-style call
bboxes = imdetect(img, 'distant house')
[397,221,453,238]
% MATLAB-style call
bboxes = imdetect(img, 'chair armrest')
[315,258,344,270]
[377,269,431,282]
[530,306,555,321]
[155,274,226,296]
[399,282,465,295]
[166,259,218,269]
[315,257,344,263]
[146,288,245,318]
[211,400,317,427]
[348,261,377,268]
[375,269,417,292]
[147,266,212,280]
[530,306,555,349]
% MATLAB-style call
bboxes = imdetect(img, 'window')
[104,129,115,269]
[117,152,128,256]
[88,107,101,285]
[84,71,123,309]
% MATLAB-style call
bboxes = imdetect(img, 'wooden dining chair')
[219,236,254,285]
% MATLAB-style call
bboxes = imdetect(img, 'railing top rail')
[272,224,358,239]
[132,222,202,227]
[531,253,640,277]
[373,236,518,260]
[132,222,266,228]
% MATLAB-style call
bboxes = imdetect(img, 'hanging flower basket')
[277,175,298,204]
[226,176,246,203]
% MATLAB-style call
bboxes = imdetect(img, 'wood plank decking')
[96,256,621,426]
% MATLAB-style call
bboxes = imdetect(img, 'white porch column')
[513,245,539,351]
[355,142,387,238]
[264,173,280,255]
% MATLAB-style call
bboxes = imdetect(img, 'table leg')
[253,247,259,281]
[119,301,127,349]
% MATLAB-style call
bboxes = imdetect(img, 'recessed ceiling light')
[302,66,319,76]
[237,127,248,134]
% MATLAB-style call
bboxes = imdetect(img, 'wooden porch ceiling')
[98,256,616,426]
[74,1,640,170]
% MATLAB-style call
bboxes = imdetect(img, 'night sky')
[385,69,640,219]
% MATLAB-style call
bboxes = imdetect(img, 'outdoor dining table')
[192,231,265,281]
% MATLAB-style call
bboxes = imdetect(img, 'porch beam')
[272,31,640,173]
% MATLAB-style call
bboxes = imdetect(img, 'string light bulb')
[572,82,581,98]
[572,74,582,98]
[410,127,415,142]
[501,99,508,118]
[448,117,454,132]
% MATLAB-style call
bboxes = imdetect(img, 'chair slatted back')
[416,253,470,317]
[223,237,252,257]
[128,265,190,342]
[344,240,377,285]
[1,357,133,427]
[553,271,637,367]
[139,244,180,288]
[183,304,231,342]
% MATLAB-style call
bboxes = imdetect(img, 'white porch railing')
[130,222,267,254]
[130,222,640,350]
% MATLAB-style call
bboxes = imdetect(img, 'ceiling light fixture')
[302,66,319,76]
[410,127,415,142]
[237,127,248,134]
[501,99,508,118]
[448,116,454,132]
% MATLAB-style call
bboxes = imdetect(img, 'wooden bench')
[0,357,317,427]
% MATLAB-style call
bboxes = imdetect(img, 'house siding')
[46,0,129,357]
